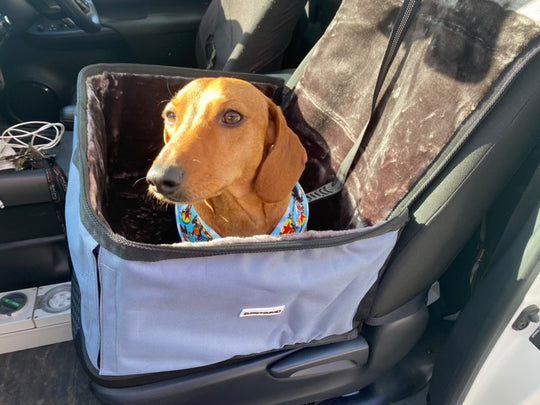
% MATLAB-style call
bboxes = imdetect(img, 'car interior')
[1,1,540,405]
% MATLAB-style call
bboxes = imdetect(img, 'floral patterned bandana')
[175,183,309,242]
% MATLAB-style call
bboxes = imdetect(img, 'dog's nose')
[146,165,184,196]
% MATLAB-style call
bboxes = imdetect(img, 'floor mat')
[0,341,99,405]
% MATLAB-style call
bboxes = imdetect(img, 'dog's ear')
[255,100,307,203]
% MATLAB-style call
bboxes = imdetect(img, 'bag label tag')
[240,305,285,317]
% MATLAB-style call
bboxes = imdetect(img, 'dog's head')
[147,77,307,205]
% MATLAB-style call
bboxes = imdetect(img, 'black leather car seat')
[195,0,307,73]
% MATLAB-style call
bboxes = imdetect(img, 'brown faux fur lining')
[286,0,540,227]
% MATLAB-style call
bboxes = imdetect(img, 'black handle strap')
[306,0,421,203]
[44,160,68,234]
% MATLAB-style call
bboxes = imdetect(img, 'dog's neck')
[193,189,290,237]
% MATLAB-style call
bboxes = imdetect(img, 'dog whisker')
[166,79,175,98]
[132,177,147,188]
[203,199,215,214]
[145,189,172,208]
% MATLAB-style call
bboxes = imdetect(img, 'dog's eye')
[221,110,243,126]
[165,111,177,126]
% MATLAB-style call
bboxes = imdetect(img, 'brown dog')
[146,77,308,240]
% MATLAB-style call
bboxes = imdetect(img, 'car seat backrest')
[196,0,307,73]
[284,0,540,314]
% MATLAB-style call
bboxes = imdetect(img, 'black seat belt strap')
[306,0,421,203]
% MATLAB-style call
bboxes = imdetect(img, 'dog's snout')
[146,165,185,196]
